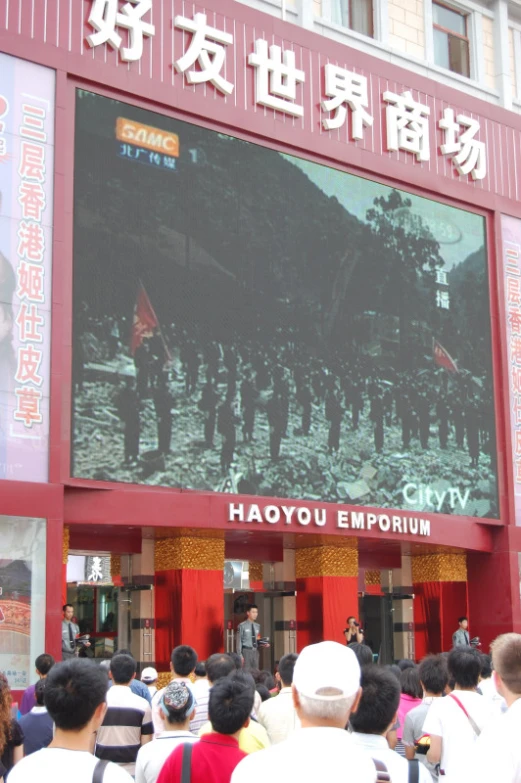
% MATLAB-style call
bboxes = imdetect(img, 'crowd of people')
[1,632,521,782]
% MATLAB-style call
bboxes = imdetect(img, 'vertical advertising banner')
[0,54,55,482]
[502,215,521,525]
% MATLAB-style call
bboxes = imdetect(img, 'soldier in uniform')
[204,340,220,386]
[134,340,151,399]
[237,604,261,671]
[153,381,173,456]
[273,365,289,438]
[224,345,238,400]
[370,392,385,453]
[266,391,284,460]
[351,381,363,431]
[436,393,450,449]
[398,392,413,450]
[416,390,431,450]
[325,381,343,454]
[240,373,256,442]
[217,398,238,472]
[296,376,312,436]
[185,340,200,396]
[115,376,140,464]
[452,394,465,449]
[199,375,219,447]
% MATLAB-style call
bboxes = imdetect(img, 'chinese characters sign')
[0,54,54,482]
[85,2,487,181]
[502,215,521,526]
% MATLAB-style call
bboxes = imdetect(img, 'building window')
[331,0,374,37]
[433,1,470,77]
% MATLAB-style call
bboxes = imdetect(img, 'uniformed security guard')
[237,604,261,670]
[61,603,80,660]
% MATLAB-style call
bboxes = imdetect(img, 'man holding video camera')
[344,616,364,645]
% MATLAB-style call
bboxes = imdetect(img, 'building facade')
[1,0,521,695]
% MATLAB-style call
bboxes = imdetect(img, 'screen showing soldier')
[71,90,498,520]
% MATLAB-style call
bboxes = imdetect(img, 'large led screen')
[72,90,498,519]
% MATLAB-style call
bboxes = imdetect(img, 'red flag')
[433,339,459,373]
[131,283,159,356]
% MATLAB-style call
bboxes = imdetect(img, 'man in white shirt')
[9,658,132,783]
[402,654,448,782]
[257,653,300,744]
[423,646,492,782]
[152,645,197,736]
[231,641,377,783]
[350,665,431,783]
[190,654,234,734]
[135,681,198,783]
[472,633,521,782]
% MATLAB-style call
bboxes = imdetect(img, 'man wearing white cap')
[141,667,158,700]
[230,642,376,783]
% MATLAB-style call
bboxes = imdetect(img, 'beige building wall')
[482,16,496,90]
[388,0,425,60]
[509,27,517,99]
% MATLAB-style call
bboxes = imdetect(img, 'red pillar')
[467,527,521,651]
[154,532,224,672]
[412,554,468,657]
[296,542,358,649]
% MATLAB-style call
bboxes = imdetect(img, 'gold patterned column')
[62,525,70,566]
[249,560,264,591]
[110,554,122,585]
[296,541,358,578]
[412,553,467,583]
[412,551,468,656]
[154,530,225,670]
[154,529,225,572]
[296,538,358,648]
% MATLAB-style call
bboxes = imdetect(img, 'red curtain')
[413,582,442,657]
[155,569,177,671]
[322,576,358,645]
[296,576,358,650]
[413,581,468,657]
[155,568,224,669]
[440,582,467,652]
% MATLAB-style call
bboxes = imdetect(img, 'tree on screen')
[365,189,443,368]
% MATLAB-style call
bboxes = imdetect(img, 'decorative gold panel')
[156,672,172,690]
[62,526,70,565]
[296,543,358,578]
[412,553,467,583]
[365,569,381,586]
[249,561,264,583]
[110,555,122,578]
[155,534,225,572]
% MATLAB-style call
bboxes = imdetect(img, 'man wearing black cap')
[135,682,198,783]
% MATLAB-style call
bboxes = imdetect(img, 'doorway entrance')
[224,590,296,672]
[360,591,415,664]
